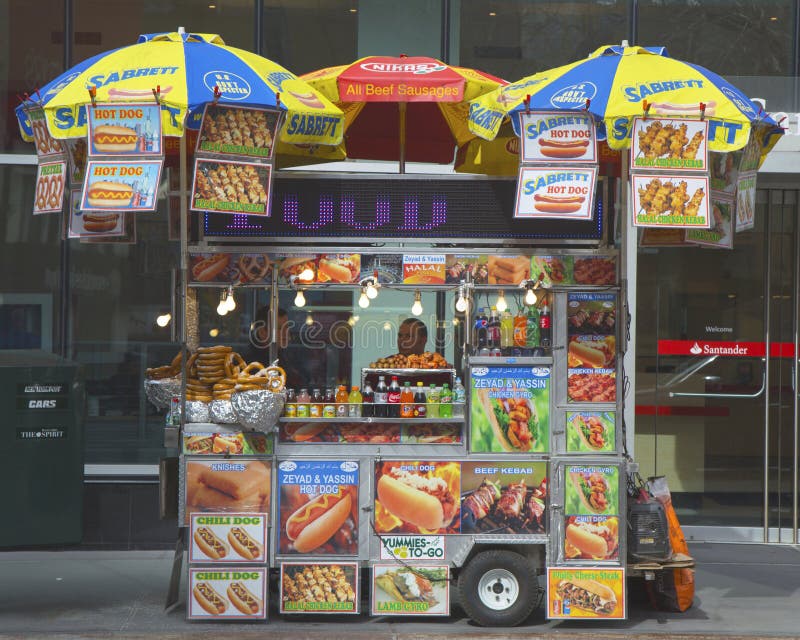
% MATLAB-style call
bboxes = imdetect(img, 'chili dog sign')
[520,111,597,164]
[515,167,596,220]
[190,513,267,564]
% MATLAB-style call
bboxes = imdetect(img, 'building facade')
[2,0,799,547]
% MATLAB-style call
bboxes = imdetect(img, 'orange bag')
[646,476,694,612]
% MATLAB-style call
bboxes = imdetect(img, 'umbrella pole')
[179,132,189,426]
[399,102,407,174]
[620,144,636,458]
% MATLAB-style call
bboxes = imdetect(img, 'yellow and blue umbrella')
[468,44,782,160]
[15,30,344,148]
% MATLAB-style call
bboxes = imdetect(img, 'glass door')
[635,188,800,543]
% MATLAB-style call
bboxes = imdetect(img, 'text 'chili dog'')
[533,193,586,214]
[538,137,590,158]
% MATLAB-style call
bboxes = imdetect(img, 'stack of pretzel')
[147,346,287,403]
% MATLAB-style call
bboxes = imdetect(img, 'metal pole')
[399,102,407,174]
[179,132,188,425]
[793,189,799,544]
[764,200,772,542]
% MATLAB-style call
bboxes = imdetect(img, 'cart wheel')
[457,549,539,627]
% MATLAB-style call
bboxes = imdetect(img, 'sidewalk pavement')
[0,542,799,639]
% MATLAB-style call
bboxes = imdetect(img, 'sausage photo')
[227,526,264,561]
[649,100,717,117]
[538,137,590,158]
[568,340,610,368]
[193,526,229,560]
[285,491,352,553]
[192,582,228,615]
[533,193,585,214]
[565,518,619,560]
[82,212,120,233]
[376,468,457,531]
[227,581,262,615]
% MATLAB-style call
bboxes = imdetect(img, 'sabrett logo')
[469,103,503,131]
[285,113,340,138]
[523,171,589,195]
[87,66,180,88]
[623,79,704,102]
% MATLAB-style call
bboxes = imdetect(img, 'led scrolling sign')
[203,178,604,240]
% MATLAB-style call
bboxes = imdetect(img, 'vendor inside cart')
[251,306,304,389]
[397,318,428,356]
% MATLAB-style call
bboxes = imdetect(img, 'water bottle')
[453,377,466,417]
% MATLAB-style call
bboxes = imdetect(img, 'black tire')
[457,549,539,627]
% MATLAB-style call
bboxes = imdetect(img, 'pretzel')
[145,365,176,380]
[47,175,61,209]
[186,394,213,403]
[185,353,199,376]
[234,383,266,392]
[197,345,232,354]
[261,365,286,392]
[240,362,265,376]
[170,352,183,368]
[35,181,47,210]
[238,255,270,282]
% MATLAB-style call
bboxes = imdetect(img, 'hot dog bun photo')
[564,517,619,560]
[227,581,262,615]
[538,138,590,158]
[376,468,458,532]
[193,526,230,560]
[92,124,138,153]
[86,181,134,208]
[533,193,586,214]
[285,492,352,553]
[82,212,120,232]
[227,526,264,561]
[192,582,228,615]
[568,340,608,368]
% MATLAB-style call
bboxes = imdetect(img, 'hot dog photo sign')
[277,460,359,556]
[81,160,163,213]
[188,567,267,620]
[87,103,163,157]
[190,513,267,564]
[515,167,597,220]
[519,111,598,164]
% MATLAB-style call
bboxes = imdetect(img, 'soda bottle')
[427,383,440,418]
[374,376,388,418]
[362,381,375,417]
[500,310,514,356]
[439,383,453,418]
[487,306,500,350]
[539,301,552,349]
[296,388,310,418]
[453,377,466,417]
[387,375,402,417]
[348,386,362,417]
[526,304,540,355]
[284,388,297,418]
[310,388,324,418]
[400,381,414,418]
[414,382,427,418]
[513,308,527,356]
[475,307,488,351]
[323,388,336,418]
[336,384,349,417]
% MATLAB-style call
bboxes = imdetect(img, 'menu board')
[630,117,708,172]
[189,253,273,284]
[374,461,461,535]
[33,161,67,214]
[566,411,615,453]
[532,255,574,286]
[515,167,597,221]
[686,194,734,249]
[460,461,548,535]
[191,158,272,216]
[372,565,450,616]
[87,103,163,157]
[183,459,271,526]
[547,567,625,619]
[69,188,125,237]
[188,567,267,620]
[735,172,757,232]
[277,460,359,555]
[403,254,445,285]
[470,366,550,453]
[487,255,530,286]
[81,159,162,212]
[280,562,359,613]
[567,293,616,403]
[631,174,710,229]
[196,104,281,159]
[25,106,65,158]
[190,513,267,563]
[519,111,598,164]
[564,464,619,517]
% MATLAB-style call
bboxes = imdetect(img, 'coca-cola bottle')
[374,376,388,418]
[539,301,552,349]
[362,381,375,417]
[387,375,402,417]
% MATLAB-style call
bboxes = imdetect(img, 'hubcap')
[477,568,519,611]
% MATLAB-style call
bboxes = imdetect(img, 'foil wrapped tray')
[231,390,285,433]
[209,399,239,425]
[143,378,180,411]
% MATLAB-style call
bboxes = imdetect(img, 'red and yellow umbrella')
[302,55,504,170]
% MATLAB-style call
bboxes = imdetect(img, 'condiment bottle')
[400,382,414,418]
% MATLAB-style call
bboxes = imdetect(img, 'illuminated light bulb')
[525,286,537,306]
[358,288,370,308]
[209,328,219,338]
[156,313,171,327]
[347,315,356,327]
[305,313,314,326]
[383,321,392,331]
[366,281,379,299]
[224,287,236,311]
[294,289,306,308]
[452,317,459,326]
[411,290,423,316]
[216,299,229,315]
[298,267,314,282]
[455,288,468,313]
[496,290,507,313]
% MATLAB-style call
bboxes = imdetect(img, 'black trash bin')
[0,350,84,547]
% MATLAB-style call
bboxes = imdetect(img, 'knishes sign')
[515,167,596,220]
